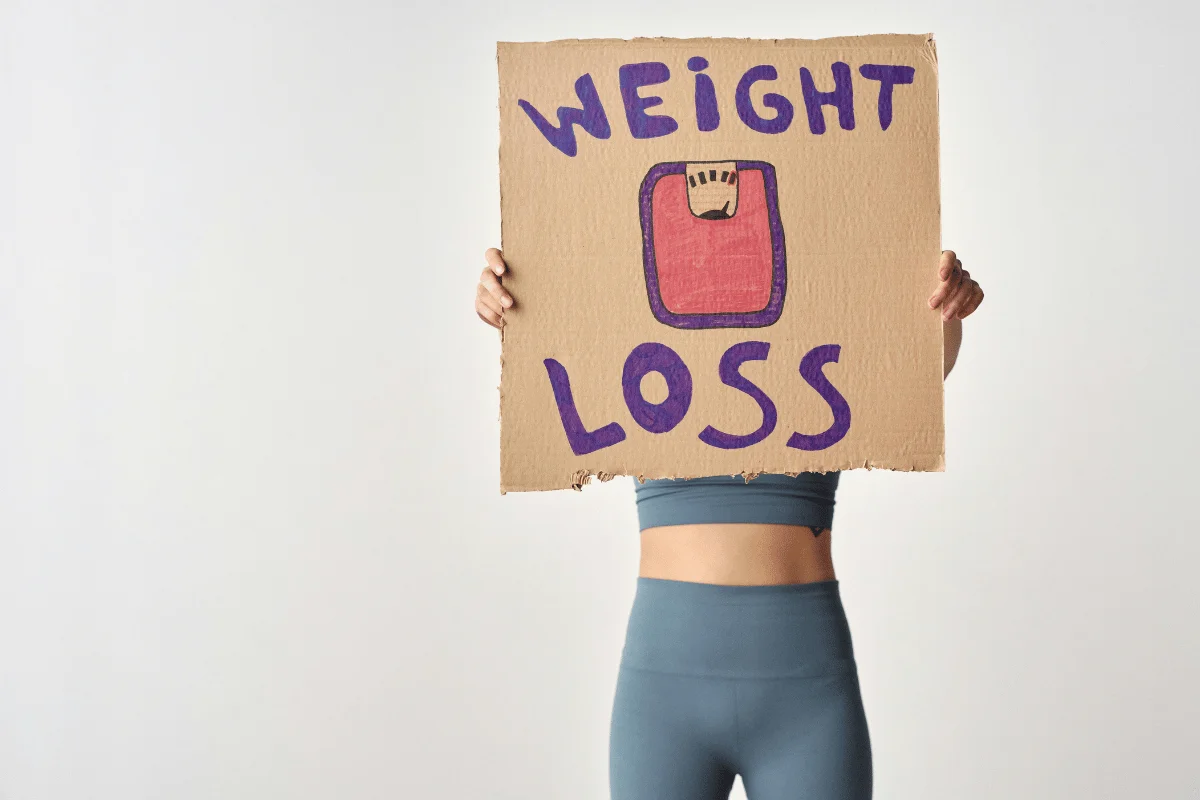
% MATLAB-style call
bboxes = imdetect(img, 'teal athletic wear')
[633,472,840,531]
[610,473,872,800]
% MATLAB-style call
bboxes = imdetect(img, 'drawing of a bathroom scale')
[638,160,787,329]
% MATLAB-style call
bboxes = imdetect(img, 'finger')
[476,284,505,318]
[941,271,973,318]
[479,267,513,308]
[477,309,503,329]
[957,284,984,319]
[938,250,957,281]
[476,306,503,329]
[948,283,978,320]
[941,273,975,320]
[930,258,962,306]
[485,248,507,276]
[929,260,963,308]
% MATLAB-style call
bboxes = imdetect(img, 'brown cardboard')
[497,35,943,493]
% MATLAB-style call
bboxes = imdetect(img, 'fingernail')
[501,296,512,307]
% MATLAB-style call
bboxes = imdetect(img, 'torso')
[639,523,836,585]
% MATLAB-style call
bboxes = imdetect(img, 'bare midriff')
[639,523,836,585]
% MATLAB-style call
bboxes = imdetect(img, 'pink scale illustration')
[639,160,787,329]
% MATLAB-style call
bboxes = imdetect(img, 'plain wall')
[1,1,1197,798]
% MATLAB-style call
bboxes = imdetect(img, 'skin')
[476,248,983,586]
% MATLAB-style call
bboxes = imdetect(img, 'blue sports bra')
[632,472,840,531]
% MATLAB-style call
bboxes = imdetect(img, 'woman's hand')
[930,250,983,378]
[475,247,513,329]
[928,250,983,321]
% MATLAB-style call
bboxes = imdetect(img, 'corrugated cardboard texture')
[498,35,943,492]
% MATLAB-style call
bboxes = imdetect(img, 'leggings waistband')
[619,577,857,679]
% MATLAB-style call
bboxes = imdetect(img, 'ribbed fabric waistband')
[619,577,857,679]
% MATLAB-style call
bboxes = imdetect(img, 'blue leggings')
[610,578,872,800]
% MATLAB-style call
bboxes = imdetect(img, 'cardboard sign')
[497,35,943,492]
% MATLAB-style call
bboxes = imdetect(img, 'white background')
[2,1,1198,798]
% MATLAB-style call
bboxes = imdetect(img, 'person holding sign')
[474,247,984,800]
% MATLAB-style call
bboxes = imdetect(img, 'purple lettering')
[787,344,852,450]
[543,358,626,455]
[735,65,794,134]
[688,56,720,132]
[798,62,855,134]
[517,73,612,158]
[621,342,692,433]
[699,341,778,449]
[858,64,915,131]
[619,62,679,140]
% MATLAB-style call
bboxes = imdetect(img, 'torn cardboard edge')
[499,454,947,495]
